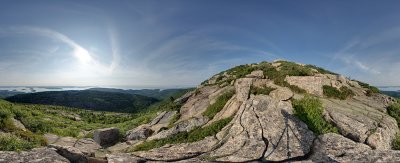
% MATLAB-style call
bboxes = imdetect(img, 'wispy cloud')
[330,26,400,85]
[0,26,121,75]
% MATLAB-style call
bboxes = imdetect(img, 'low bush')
[225,64,256,78]
[293,95,339,135]
[203,90,235,119]
[357,81,380,96]
[387,103,400,127]
[305,65,337,75]
[386,103,400,150]
[393,134,400,150]
[277,61,314,76]
[250,86,275,95]
[133,117,233,151]
[322,85,354,100]
[0,134,36,151]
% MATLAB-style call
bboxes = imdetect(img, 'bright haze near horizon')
[0,0,399,88]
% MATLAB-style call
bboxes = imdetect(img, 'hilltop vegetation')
[0,88,194,151]
[382,91,400,98]
[5,90,159,113]
[0,90,25,98]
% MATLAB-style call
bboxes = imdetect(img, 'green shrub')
[0,134,36,151]
[393,134,400,150]
[293,95,339,135]
[305,65,337,75]
[225,65,256,78]
[357,81,380,96]
[203,90,235,119]
[133,117,233,151]
[250,86,275,95]
[1,117,18,132]
[387,103,400,126]
[277,61,314,76]
[386,103,400,150]
[14,130,47,146]
[322,85,354,100]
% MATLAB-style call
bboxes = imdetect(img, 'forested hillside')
[5,90,159,113]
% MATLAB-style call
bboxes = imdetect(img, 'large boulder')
[73,138,102,156]
[285,76,328,96]
[0,147,69,163]
[245,70,264,78]
[269,87,293,101]
[125,125,153,141]
[234,78,253,102]
[93,127,120,147]
[310,133,400,162]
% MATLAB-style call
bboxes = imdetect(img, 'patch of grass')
[132,117,233,151]
[387,103,400,127]
[257,61,308,94]
[305,65,337,75]
[386,103,400,150]
[322,85,354,100]
[225,64,257,78]
[293,95,339,135]
[357,81,380,96]
[393,134,400,150]
[276,61,314,76]
[0,134,36,151]
[202,90,235,120]
[0,89,192,151]
[250,85,276,95]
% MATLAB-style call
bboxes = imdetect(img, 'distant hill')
[88,88,194,100]
[382,91,400,98]
[0,90,25,98]
[5,90,159,113]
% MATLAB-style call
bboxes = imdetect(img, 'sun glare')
[74,47,92,64]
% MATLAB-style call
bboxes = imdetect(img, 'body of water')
[378,86,400,92]
[0,86,94,93]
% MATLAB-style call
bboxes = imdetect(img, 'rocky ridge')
[1,60,399,163]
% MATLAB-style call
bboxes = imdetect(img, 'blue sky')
[0,0,399,87]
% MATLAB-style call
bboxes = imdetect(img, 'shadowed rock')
[93,127,120,147]
[126,125,153,141]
